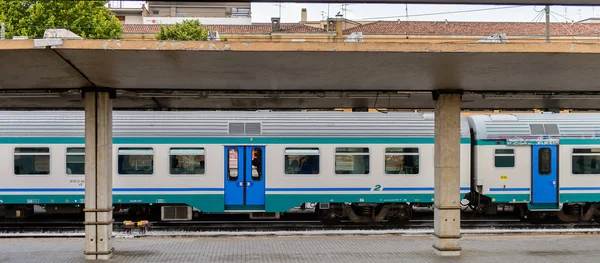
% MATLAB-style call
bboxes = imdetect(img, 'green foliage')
[156,20,208,41]
[0,0,122,39]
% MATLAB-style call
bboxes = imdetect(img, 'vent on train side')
[229,123,262,135]
[529,124,559,135]
[161,206,192,221]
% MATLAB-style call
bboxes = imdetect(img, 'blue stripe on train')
[0,187,471,192]
[489,188,530,192]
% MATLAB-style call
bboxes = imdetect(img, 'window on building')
[169,148,205,175]
[494,149,515,168]
[66,147,85,175]
[14,147,50,175]
[118,148,154,175]
[572,148,600,174]
[284,148,320,175]
[385,148,420,174]
[335,147,369,175]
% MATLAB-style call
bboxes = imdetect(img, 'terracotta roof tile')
[344,21,600,37]
[123,23,325,34]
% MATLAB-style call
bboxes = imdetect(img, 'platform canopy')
[2,40,600,110]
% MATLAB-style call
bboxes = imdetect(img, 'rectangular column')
[84,92,114,260]
[432,93,461,256]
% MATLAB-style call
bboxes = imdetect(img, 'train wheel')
[387,204,412,226]
[318,208,341,225]
[594,214,600,224]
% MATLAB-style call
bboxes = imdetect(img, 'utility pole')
[545,5,550,43]
[1,23,5,40]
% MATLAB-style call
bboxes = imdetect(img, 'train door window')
[118,148,154,175]
[227,148,238,181]
[538,148,552,175]
[335,147,370,175]
[14,147,50,175]
[66,147,85,175]
[572,148,600,175]
[284,148,320,175]
[494,149,515,168]
[250,148,263,181]
[385,148,419,175]
[169,148,205,175]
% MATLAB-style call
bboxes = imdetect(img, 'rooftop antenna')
[328,4,330,18]
[405,4,409,21]
[273,2,284,18]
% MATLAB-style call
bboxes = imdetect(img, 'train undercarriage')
[463,192,600,223]
[315,203,413,225]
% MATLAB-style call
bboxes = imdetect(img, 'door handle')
[246,182,251,187]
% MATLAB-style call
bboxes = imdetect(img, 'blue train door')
[531,145,558,204]
[224,146,266,209]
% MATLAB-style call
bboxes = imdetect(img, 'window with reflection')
[14,147,50,175]
[335,147,369,175]
[539,148,552,175]
[385,148,419,174]
[285,148,320,175]
[228,148,238,181]
[572,148,600,175]
[170,148,205,175]
[66,147,85,175]
[118,148,154,175]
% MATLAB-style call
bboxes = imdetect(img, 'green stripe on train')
[0,193,438,213]
[0,137,471,144]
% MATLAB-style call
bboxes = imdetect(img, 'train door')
[224,146,266,208]
[531,145,558,204]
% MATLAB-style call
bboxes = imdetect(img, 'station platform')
[0,234,597,263]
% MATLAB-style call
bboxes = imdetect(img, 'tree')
[0,1,122,39]
[156,20,208,41]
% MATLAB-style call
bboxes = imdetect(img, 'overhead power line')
[358,5,525,21]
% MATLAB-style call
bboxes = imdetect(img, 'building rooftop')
[344,21,600,36]
[124,23,327,34]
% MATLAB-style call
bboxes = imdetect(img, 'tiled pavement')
[0,234,597,263]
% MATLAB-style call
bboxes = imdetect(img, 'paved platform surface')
[0,234,598,263]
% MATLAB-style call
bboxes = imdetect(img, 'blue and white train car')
[0,111,471,224]
[468,113,600,222]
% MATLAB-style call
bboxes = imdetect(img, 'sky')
[113,1,600,23]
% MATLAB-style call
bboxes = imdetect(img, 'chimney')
[326,17,343,38]
[271,17,281,32]
[301,8,307,22]
[108,3,111,8]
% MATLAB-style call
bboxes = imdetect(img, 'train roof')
[468,113,600,141]
[0,111,470,139]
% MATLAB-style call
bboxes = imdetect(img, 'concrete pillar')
[83,92,114,260]
[432,92,462,256]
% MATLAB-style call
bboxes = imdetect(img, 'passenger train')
[0,111,599,224]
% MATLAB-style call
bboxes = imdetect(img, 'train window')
[66,147,85,175]
[250,148,263,181]
[538,148,552,175]
[494,149,515,168]
[169,148,205,175]
[117,148,154,175]
[572,148,600,175]
[385,148,419,175]
[14,147,50,175]
[284,148,320,175]
[335,147,369,175]
[227,148,238,181]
